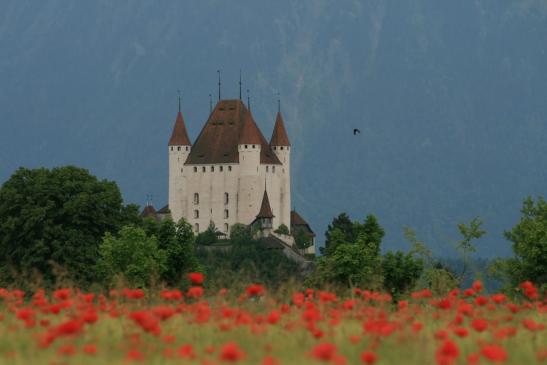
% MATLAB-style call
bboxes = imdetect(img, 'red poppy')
[310,343,338,362]
[481,344,507,362]
[219,342,246,362]
[188,272,204,285]
[361,350,377,364]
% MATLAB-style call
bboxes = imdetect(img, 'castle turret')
[270,111,291,230]
[252,189,274,238]
[168,110,191,221]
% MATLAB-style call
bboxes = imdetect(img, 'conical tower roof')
[256,189,274,219]
[239,110,263,145]
[270,112,290,146]
[168,111,191,146]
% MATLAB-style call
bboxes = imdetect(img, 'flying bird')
[353,128,361,135]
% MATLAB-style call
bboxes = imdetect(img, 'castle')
[143,97,315,255]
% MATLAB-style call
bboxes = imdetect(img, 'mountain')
[1,0,546,257]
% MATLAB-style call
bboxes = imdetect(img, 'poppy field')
[0,276,545,365]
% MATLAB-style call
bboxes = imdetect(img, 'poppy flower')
[219,342,246,362]
[481,344,507,362]
[361,351,377,364]
[188,272,204,285]
[310,343,338,362]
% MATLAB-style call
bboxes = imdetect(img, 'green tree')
[0,166,137,286]
[382,251,423,300]
[323,213,354,255]
[230,223,253,246]
[503,196,547,287]
[354,214,385,255]
[455,217,486,283]
[294,227,313,252]
[274,224,290,235]
[96,225,167,288]
[195,222,218,246]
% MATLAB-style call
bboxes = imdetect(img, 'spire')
[168,108,191,146]
[217,70,221,100]
[270,111,291,146]
[239,109,262,145]
[256,189,274,219]
[177,90,181,112]
[239,70,242,100]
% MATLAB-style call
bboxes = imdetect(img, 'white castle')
[144,97,315,255]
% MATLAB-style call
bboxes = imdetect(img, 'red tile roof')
[185,100,281,165]
[270,112,290,146]
[140,205,157,218]
[256,190,274,218]
[168,111,191,146]
[291,210,316,237]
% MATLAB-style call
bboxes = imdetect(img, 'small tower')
[270,111,291,230]
[252,189,274,238]
[168,108,191,221]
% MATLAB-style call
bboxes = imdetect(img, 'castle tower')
[238,110,263,224]
[270,111,291,230]
[252,189,274,238]
[168,109,191,221]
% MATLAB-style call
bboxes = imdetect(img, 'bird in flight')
[353,128,361,135]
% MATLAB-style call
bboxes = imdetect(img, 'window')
[228,166,232,171]
[181,168,183,173]
[224,209,229,219]
[170,147,173,151]
[194,166,197,172]
[224,223,229,233]
[224,192,229,205]
[272,166,275,173]
[177,146,181,151]
[280,146,284,150]
[252,144,255,148]
[195,223,199,232]
[273,146,276,150]
[194,210,199,219]
[211,166,214,172]
[245,145,248,149]
[193,193,199,205]
[185,146,189,151]
[220,166,223,172]
[266,166,269,172]
[202,166,206,172]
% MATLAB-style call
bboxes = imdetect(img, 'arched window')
[224,223,229,233]
[224,209,229,219]
[202,166,206,172]
[194,210,199,219]
[195,223,199,232]
[185,146,189,151]
[220,166,224,172]
[194,193,199,205]
[224,192,229,205]
[177,146,181,151]
[211,166,214,172]
[193,166,197,172]
[228,166,232,171]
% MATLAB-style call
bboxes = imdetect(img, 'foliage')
[197,227,300,290]
[294,227,313,252]
[501,196,547,287]
[322,213,384,256]
[195,222,218,246]
[454,217,486,283]
[274,224,290,235]
[381,251,423,299]
[0,166,138,287]
[96,225,167,288]
[156,218,201,286]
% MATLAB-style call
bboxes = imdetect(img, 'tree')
[230,223,253,246]
[310,242,383,288]
[503,196,547,287]
[274,224,290,235]
[323,213,354,255]
[382,251,423,300]
[455,217,486,283]
[294,227,313,253]
[354,214,385,256]
[0,166,137,286]
[96,225,167,288]
[195,222,218,246]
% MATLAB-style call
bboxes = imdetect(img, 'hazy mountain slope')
[0,0,546,256]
